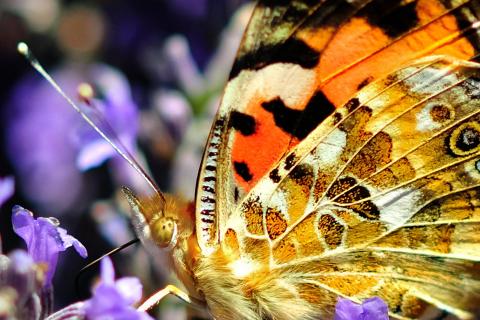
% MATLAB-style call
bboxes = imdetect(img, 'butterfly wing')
[195,0,480,253]
[231,56,480,319]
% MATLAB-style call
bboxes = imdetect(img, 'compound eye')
[152,217,177,248]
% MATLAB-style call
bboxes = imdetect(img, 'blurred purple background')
[0,0,251,318]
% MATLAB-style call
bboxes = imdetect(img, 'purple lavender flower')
[335,297,389,320]
[0,176,14,208]
[46,257,153,320]
[0,250,44,320]
[11,205,88,286]
[74,65,138,172]
[5,63,138,214]
[84,257,152,319]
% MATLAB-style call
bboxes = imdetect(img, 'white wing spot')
[221,63,316,117]
[314,128,347,167]
[377,187,422,227]
[402,66,458,95]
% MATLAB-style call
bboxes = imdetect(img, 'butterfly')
[119,1,480,319]
[121,0,480,319]
[20,0,480,319]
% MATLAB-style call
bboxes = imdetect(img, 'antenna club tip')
[78,82,95,100]
[17,42,29,55]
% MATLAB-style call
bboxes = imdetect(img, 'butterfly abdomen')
[194,247,325,320]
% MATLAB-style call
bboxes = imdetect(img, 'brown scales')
[273,214,325,262]
[318,214,345,248]
[347,131,393,179]
[368,157,417,189]
[242,197,264,235]
[373,224,456,253]
[265,208,288,240]
[430,104,453,122]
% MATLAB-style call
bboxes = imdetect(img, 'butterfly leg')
[138,284,194,311]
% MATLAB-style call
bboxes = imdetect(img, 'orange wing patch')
[318,0,477,106]
[230,91,336,191]
[231,98,299,190]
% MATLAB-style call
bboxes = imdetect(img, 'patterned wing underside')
[195,0,480,252]
[226,57,480,319]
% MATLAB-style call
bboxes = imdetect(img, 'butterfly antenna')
[77,82,165,204]
[74,237,140,296]
[17,42,165,202]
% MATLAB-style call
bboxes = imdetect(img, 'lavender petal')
[363,297,389,320]
[335,298,364,320]
[57,227,88,258]
[0,177,14,208]
[100,256,115,285]
[11,206,35,246]
[115,277,143,305]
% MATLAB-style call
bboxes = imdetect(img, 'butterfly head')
[150,216,178,249]
[122,186,202,300]
[121,187,194,251]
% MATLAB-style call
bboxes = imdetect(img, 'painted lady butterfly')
[20,0,480,319]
